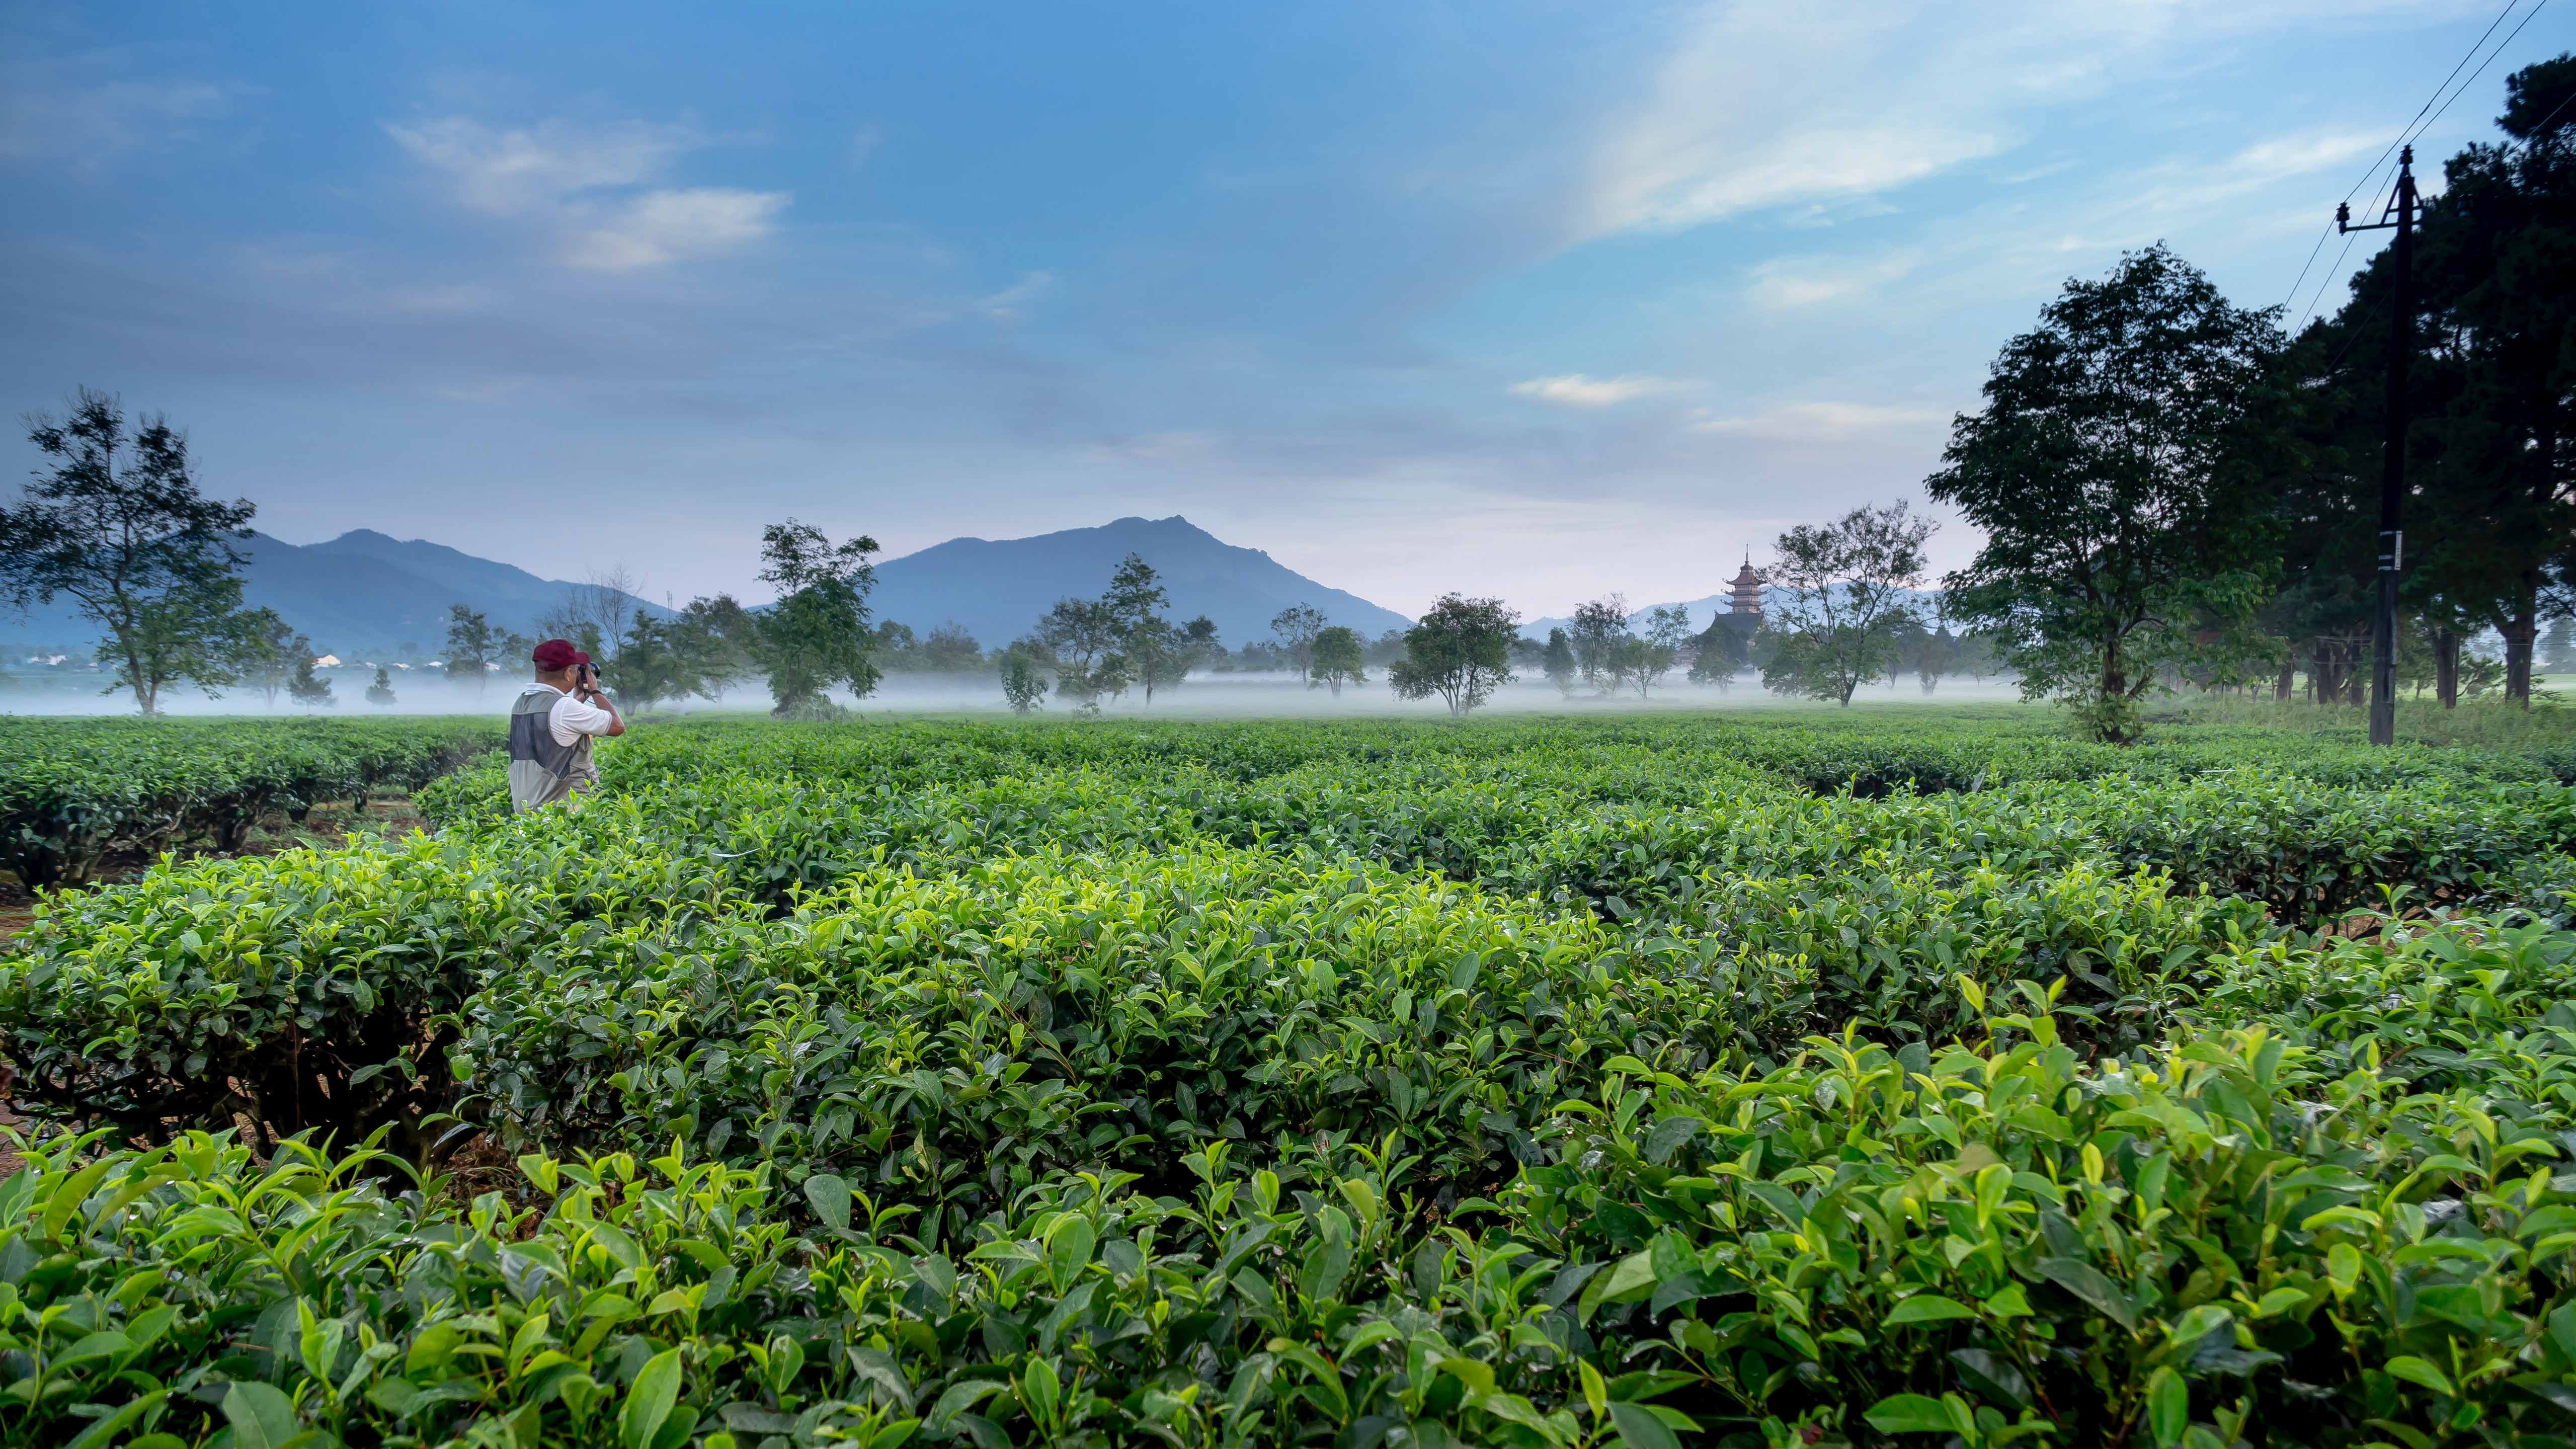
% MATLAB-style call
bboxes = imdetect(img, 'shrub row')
[9,934,2575,1446]
[0,716,498,886]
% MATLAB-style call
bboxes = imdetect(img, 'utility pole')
[2338,144,2417,747]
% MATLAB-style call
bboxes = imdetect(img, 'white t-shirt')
[547,688,615,746]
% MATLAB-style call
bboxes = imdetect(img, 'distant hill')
[0,530,660,657]
[869,516,1413,650]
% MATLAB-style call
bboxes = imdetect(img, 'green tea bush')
[0,716,497,886]
[8,709,2576,1445]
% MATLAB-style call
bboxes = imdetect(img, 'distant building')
[1713,556,1765,635]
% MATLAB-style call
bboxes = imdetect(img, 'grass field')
[4,703,2576,1446]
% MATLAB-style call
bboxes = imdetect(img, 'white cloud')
[1746,251,1920,309]
[1693,400,1951,440]
[1508,373,1679,406]
[386,116,691,213]
[1578,0,2416,239]
[569,188,792,271]
[387,114,788,269]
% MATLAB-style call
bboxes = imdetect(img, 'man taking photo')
[509,637,625,812]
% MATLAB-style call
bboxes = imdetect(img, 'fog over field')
[0,667,2038,718]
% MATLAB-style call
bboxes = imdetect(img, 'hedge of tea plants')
[0,715,500,887]
[6,711,2576,1447]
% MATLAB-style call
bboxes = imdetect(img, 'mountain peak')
[870,517,1408,648]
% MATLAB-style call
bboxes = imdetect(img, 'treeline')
[1881,53,2576,741]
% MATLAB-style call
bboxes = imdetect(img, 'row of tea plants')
[5,712,2576,1446]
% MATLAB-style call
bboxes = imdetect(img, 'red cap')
[532,638,590,670]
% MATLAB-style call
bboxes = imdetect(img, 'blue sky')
[4,1,2568,622]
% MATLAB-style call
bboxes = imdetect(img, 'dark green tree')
[444,605,504,697]
[1389,595,1518,717]
[288,648,334,708]
[1,390,262,714]
[755,519,881,718]
[1000,651,1050,714]
[1312,624,1365,698]
[1541,627,1578,697]
[1103,554,1206,703]
[1037,597,1121,710]
[922,623,984,673]
[1928,245,2283,741]
[366,667,397,706]
[1687,619,1747,688]
[2342,54,2576,704]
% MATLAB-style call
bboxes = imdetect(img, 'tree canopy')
[1929,244,2283,741]
[755,518,881,718]
[1760,501,1935,706]
[1,390,262,714]
[1389,595,1517,717]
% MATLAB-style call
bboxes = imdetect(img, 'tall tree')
[1103,554,1204,703]
[1687,619,1747,689]
[1270,603,1326,686]
[607,597,755,712]
[288,649,334,708]
[1389,594,1518,717]
[366,667,397,707]
[2414,55,2576,703]
[444,605,504,697]
[1568,596,1631,694]
[239,608,298,708]
[755,519,882,718]
[1312,624,1365,697]
[1,389,262,714]
[1636,604,1692,697]
[921,623,985,673]
[1928,245,2283,741]
[1541,628,1579,697]
[1760,501,1936,706]
[999,650,1050,714]
[1038,597,1123,709]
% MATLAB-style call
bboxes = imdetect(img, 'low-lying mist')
[0,669,2033,718]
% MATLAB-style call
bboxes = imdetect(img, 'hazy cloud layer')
[388,115,790,270]
[0,1,2544,618]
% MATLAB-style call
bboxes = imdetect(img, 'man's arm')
[580,680,626,737]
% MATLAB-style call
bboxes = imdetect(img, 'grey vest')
[508,684,595,811]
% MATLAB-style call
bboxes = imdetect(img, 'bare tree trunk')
[2435,628,2459,708]
[2274,653,2295,702]
[2504,573,2538,708]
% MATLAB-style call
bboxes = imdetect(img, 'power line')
[2400,0,2552,150]
[2347,0,2529,203]
[2283,0,2539,310]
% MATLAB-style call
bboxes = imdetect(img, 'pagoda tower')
[1731,551,1772,613]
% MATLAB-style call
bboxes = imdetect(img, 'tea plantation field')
[6,709,2576,1448]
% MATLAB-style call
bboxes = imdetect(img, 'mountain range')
[868,515,1412,649]
[1,529,661,657]
[1,516,1413,661]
